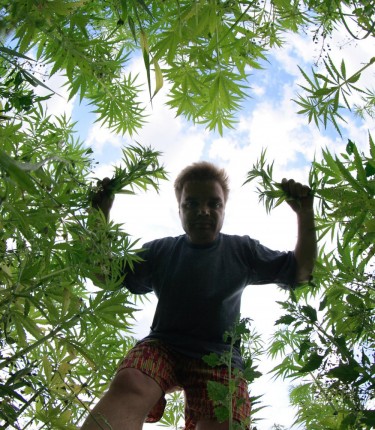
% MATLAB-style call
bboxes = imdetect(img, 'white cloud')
[86,122,123,154]
[272,32,315,74]
[251,83,267,97]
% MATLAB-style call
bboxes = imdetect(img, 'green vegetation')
[0,0,374,428]
[0,105,166,427]
[247,137,375,429]
[203,318,264,430]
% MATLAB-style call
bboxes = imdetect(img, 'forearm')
[294,209,317,283]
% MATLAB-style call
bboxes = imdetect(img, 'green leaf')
[62,339,97,369]
[340,59,346,79]
[140,30,152,101]
[346,139,356,155]
[202,353,222,367]
[365,161,375,177]
[275,315,296,325]
[242,366,262,383]
[299,352,323,373]
[301,305,317,323]
[361,410,375,427]
[136,0,153,19]
[14,319,28,348]
[127,16,137,42]
[213,405,229,423]
[313,87,335,97]
[207,380,228,402]
[319,295,327,311]
[335,156,364,193]
[346,293,364,308]
[0,46,35,61]
[0,150,38,195]
[347,73,361,84]
[18,314,43,339]
[298,340,313,360]
[327,363,360,383]
[152,58,163,99]
[0,384,28,404]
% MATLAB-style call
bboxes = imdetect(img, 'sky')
[39,20,374,430]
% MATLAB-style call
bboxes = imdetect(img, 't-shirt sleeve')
[122,243,154,295]
[245,237,297,289]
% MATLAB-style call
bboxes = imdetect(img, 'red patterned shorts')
[117,340,251,430]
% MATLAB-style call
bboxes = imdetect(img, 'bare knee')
[81,369,163,429]
[109,368,163,401]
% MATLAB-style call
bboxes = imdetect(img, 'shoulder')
[144,235,185,247]
[219,233,260,248]
[142,235,186,254]
[217,234,263,258]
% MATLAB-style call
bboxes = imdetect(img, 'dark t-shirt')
[124,233,297,368]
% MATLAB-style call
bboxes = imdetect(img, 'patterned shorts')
[117,340,251,430]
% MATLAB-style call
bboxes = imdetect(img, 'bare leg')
[81,368,163,430]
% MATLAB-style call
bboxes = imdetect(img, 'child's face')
[179,180,226,245]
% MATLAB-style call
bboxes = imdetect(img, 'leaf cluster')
[0,75,167,428]
[98,144,167,196]
[158,391,185,430]
[1,0,373,135]
[295,56,375,136]
[311,135,375,263]
[0,47,52,121]
[203,318,264,430]
[246,139,375,429]
[243,149,287,213]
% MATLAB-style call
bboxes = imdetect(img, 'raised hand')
[89,177,115,220]
[280,178,314,214]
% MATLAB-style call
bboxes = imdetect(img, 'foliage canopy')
[247,137,375,429]
[0,0,374,429]
[0,0,374,134]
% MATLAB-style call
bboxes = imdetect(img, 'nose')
[197,204,210,216]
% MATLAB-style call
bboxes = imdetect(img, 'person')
[82,162,317,430]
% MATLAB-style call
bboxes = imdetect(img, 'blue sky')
[38,21,374,430]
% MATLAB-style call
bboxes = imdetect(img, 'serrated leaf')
[301,305,317,323]
[213,405,229,423]
[275,315,296,325]
[0,150,38,195]
[299,351,323,373]
[202,352,222,367]
[347,73,361,84]
[207,381,228,402]
[346,139,356,155]
[314,87,335,97]
[327,363,360,383]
